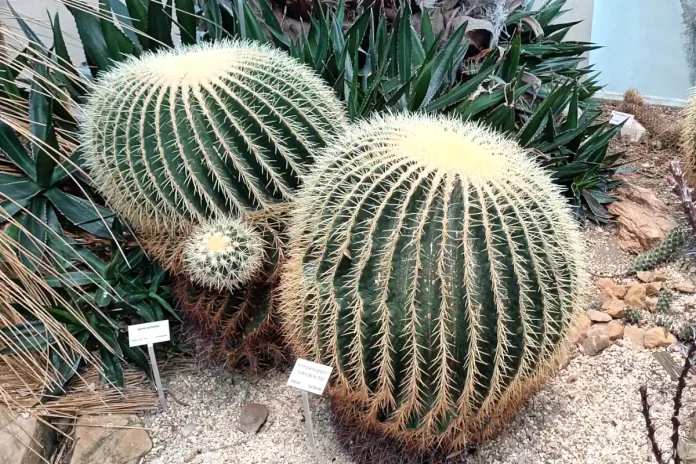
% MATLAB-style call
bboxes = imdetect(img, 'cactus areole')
[81,40,345,232]
[280,114,587,451]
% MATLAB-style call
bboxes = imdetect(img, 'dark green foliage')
[249,0,622,221]
[625,307,644,324]
[630,225,692,273]
[656,291,673,314]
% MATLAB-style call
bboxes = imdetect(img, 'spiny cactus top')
[81,40,346,232]
[184,217,265,291]
[279,113,587,451]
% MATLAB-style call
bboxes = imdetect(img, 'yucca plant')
[280,113,587,453]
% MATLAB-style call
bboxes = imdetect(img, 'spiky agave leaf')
[279,113,588,452]
[81,39,346,233]
[184,217,266,291]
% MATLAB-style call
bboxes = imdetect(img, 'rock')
[623,326,645,349]
[644,327,675,349]
[653,272,668,281]
[70,415,152,464]
[611,285,628,299]
[596,278,614,290]
[238,403,269,434]
[601,299,626,318]
[606,321,625,340]
[587,309,612,323]
[620,119,647,143]
[675,282,696,294]
[582,334,612,356]
[667,333,678,344]
[0,407,54,464]
[607,185,677,253]
[678,437,696,463]
[181,424,196,438]
[646,296,658,312]
[624,284,647,309]
[637,271,654,283]
[574,314,592,341]
[645,282,662,296]
[597,288,616,304]
[586,324,608,338]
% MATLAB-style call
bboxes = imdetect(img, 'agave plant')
[258,0,623,221]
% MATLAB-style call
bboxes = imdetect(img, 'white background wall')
[1,0,89,64]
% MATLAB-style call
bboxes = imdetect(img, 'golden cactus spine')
[81,40,346,233]
[279,113,588,452]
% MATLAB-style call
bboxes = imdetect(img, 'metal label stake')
[128,320,171,411]
[147,343,167,411]
[287,358,333,464]
[301,390,324,464]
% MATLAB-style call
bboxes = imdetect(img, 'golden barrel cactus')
[279,113,587,452]
[81,40,346,233]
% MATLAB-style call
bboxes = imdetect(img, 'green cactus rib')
[82,40,346,232]
[279,114,587,451]
[629,225,691,273]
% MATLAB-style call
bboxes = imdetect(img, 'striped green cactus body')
[279,114,587,451]
[82,40,346,233]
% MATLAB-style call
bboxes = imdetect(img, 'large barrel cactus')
[279,114,587,452]
[81,40,346,232]
[80,41,344,365]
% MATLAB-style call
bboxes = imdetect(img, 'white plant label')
[287,358,333,395]
[128,320,170,347]
[609,111,634,127]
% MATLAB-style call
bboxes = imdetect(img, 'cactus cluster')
[629,225,691,272]
[81,40,346,233]
[83,38,591,453]
[80,41,345,366]
[279,114,587,451]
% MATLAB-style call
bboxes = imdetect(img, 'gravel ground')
[142,368,352,464]
[142,343,694,464]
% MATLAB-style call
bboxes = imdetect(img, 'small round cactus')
[184,217,265,291]
[280,113,587,453]
[81,40,346,232]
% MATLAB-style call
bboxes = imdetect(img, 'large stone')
[586,324,608,338]
[582,335,612,356]
[237,403,269,434]
[624,284,647,309]
[644,327,677,349]
[574,314,592,342]
[587,309,612,323]
[611,285,628,299]
[646,296,659,312]
[606,321,625,340]
[597,288,616,304]
[607,185,677,253]
[623,326,646,349]
[596,278,614,290]
[675,282,696,294]
[601,299,626,318]
[637,271,655,283]
[0,408,54,464]
[645,282,662,296]
[70,415,152,464]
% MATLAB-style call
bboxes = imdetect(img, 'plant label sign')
[609,110,634,127]
[128,320,170,347]
[287,358,333,395]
